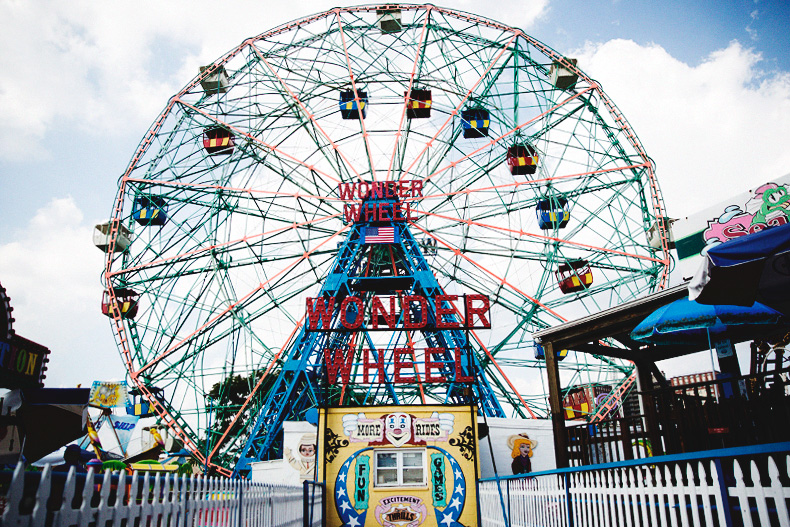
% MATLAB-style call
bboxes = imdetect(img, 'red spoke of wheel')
[419,209,664,264]
[108,212,343,278]
[399,32,519,182]
[134,224,349,376]
[385,9,432,181]
[408,222,567,323]
[176,98,342,185]
[435,284,538,418]
[335,9,378,179]
[420,85,597,185]
[248,43,364,182]
[206,312,308,469]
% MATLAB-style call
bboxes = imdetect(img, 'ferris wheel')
[99,5,670,476]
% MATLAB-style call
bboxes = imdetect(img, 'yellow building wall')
[319,405,478,527]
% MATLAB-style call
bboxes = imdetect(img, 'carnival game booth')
[319,405,479,527]
[534,283,790,468]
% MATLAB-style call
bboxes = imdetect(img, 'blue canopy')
[631,297,783,346]
[690,222,790,314]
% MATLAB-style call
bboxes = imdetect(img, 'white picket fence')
[480,454,790,527]
[1,463,323,527]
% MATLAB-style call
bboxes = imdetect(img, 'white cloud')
[0,0,549,161]
[572,39,790,218]
[0,197,119,387]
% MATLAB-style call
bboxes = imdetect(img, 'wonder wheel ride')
[100,5,670,476]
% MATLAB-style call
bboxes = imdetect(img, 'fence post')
[303,480,310,527]
[565,473,573,527]
[238,481,244,527]
[714,458,734,527]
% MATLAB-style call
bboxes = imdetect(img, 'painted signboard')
[320,404,478,527]
[88,381,128,408]
[674,174,790,279]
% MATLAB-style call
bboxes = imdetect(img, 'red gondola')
[556,260,593,294]
[507,144,538,175]
[203,127,235,155]
[406,89,431,119]
[101,288,139,319]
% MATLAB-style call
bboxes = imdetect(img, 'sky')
[0,0,789,391]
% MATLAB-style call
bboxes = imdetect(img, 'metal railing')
[479,442,790,527]
[0,463,324,526]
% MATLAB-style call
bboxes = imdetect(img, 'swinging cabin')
[203,127,235,155]
[126,387,164,418]
[101,288,139,319]
[133,196,168,226]
[406,89,432,119]
[536,197,570,229]
[507,144,538,175]
[339,89,368,120]
[93,222,131,253]
[461,109,490,138]
[556,260,593,294]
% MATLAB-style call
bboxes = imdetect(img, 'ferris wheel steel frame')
[102,4,671,477]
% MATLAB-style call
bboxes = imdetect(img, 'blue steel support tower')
[233,191,505,477]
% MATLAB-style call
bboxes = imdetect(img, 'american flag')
[363,226,397,244]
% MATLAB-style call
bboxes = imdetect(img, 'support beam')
[544,341,569,468]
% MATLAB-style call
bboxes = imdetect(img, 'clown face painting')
[385,412,412,447]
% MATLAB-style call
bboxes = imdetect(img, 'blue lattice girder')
[232,195,504,477]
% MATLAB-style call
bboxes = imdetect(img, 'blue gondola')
[133,196,168,226]
[339,89,368,120]
[126,387,164,418]
[461,109,490,138]
[536,197,569,229]
[534,344,569,361]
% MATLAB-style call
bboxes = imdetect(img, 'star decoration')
[450,497,462,510]
[441,511,454,526]
[336,486,347,498]
[339,500,352,512]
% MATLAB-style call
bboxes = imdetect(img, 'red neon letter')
[453,347,474,382]
[338,183,354,200]
[343,204,361,223]
[340,296,363,329]
[363,348,386,383]
[307,297,335,330]
[371,296,396,329]
[394,348,416,383]
[435,295,459,328]
[425,348,447,383]
[464,294,491,328]
[403,296,427,328]
[325,347,355,385]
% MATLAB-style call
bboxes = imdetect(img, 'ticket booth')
[319,404,479,527]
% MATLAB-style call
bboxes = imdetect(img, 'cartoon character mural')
[285,432,317,481]
[702,182,790,254]
[321,405,478,527]
[507,433,538,475]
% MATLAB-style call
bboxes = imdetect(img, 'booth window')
[375,449,426,486]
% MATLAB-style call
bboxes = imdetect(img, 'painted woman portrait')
[507,433,538,475]
[285,432,317,481]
